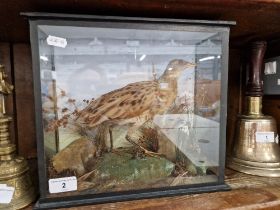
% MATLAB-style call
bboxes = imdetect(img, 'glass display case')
[25,13,234,209]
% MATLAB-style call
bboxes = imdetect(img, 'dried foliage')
[139,126,159,152]
[43,89,92,134]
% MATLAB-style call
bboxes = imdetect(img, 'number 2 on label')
[62,183,66,188]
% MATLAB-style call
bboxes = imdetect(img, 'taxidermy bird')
[76,59,195,155]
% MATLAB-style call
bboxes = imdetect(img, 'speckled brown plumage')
[76,59,195,130]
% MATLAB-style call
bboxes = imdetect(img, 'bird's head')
[163,59,196,79]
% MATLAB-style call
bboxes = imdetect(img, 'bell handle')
[246,41,267,96]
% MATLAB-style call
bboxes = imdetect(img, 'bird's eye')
[168,67,173,71]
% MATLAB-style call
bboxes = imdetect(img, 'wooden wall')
[226,49,243,154]
[13,44,37,158]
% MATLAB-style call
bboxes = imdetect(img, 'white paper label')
[278,79,280,85]
[48,176,77,194]
[0,186,15,204]
[264,61,277,75]
[256,132,275,143]
[47,35,67,48]
[51,71,57,80]
[160,82,169,89]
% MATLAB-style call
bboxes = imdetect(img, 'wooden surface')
[23,168,280,210]
[62,189,280,210]
[13,43,37,158]
[1,0,280,47]
[226,49,243,154]
[63,169,280,210]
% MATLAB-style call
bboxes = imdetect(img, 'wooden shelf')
[23,167,280,210]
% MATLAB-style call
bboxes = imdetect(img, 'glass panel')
[37,24,222,197]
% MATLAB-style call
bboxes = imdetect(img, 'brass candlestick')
[0,65,36,209]
[227,41,280,177]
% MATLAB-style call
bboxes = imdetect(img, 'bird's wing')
[76,81,158,127]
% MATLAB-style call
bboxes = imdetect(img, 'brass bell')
[0,65,36,209]
[227,41,280,177]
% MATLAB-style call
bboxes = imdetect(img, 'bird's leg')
[108,126,113,152]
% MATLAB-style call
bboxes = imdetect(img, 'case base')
[34,184,230,210]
